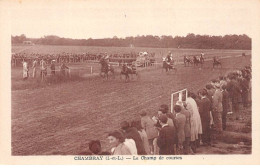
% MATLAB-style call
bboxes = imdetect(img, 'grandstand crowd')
[81,65,251,155]
[12,52,150,66]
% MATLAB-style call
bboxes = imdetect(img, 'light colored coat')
[141,116,158,140]
[124,139,137,155]
[23,62,28,78]
[138,130,151,154]
[186,97,203,141]
[212,89,223,112]
[112,143,132,155]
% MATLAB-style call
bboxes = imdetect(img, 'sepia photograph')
[1,0,260,165]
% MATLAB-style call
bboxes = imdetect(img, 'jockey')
[200,52,204,62]
[166,51,172,63]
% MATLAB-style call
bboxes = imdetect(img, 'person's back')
[141,115,158,140]
[180,108,191,138]
[138,129,150,155]
[222,89,229,112]
[227,79,241,103]
[157,125,176,155]
[175,113,186,145]
[124,138,137,155]
[212,88,223,112]
[200,97,211,121]
[125,127,146,155]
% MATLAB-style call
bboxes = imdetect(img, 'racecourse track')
[11,55,251,155]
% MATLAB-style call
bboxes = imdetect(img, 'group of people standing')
[83,65,251,155]
[22,59,69,80]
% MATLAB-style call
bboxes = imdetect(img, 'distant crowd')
[82,65,251,155]
[12,52,145,66]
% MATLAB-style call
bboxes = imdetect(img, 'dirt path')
[11,56,251,155]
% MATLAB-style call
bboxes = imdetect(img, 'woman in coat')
[140,111,158,154]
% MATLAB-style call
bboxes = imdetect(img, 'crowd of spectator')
[12,52,144,67]
[82,65,251,155]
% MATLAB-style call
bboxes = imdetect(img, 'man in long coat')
[226,75,242,119]
[186,94,202,153]
[198,90,211,145]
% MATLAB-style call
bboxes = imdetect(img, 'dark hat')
[158,114,168,124]
[120,121,130,130]
[89,140,101,154]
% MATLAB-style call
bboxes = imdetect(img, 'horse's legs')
[125,74,129,82]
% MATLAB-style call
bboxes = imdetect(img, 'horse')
[120,63,138,81]
[184,57,193,67]
[213,57,222,68]
[193,56,203,67]
[162,58,177,73]
[99,57,115,80]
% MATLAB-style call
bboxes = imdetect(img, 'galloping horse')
[213,57,222,68]
[120,63,138,81]
[99,57,115,80]
[162,57,177,73]
[193,56,203,67]
[184,56,193,67]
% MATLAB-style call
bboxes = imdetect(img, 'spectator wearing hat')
[22,60,29,80]
[158,104,176,128]
[186,92,202,153]
[108,131,132,155]
[240,76,250,108]
[157,115,177,155]
[40,59,47,79]
[50,60,56,75]
[140,111,158,154]
[176,101,191,154]
[219,76,227,90]
[226,75,242,120]
[212,81,223,135]
[198,90,212,146]
[222,85,230,130]
[131,120,150,155]
[88,140,110,155]
[32,59,38,78]
[60,61,69,77]
[174,105,186,154]
[120,121,146,155]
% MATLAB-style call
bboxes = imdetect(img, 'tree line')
[11,33,251,50]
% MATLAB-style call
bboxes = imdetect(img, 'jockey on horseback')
[200,52,205,62]
[166,51,172,63]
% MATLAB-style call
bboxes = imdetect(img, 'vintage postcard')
[0,0,260,165]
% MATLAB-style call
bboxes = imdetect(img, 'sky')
[8,0,254,39]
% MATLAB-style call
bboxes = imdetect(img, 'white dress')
[23,62,28,78]
[186,97,203,141]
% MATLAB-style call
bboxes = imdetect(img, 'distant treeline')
[12,33,251,50]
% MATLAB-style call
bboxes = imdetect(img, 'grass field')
[11,45,252,155]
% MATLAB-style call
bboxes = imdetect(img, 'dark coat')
[174,113,186,144]
[157,125,177,155]
[199,97,211,134]
[125,127,146,155]
[222,90,230,112]
[180,108,191,138]
[226,80,241,104]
